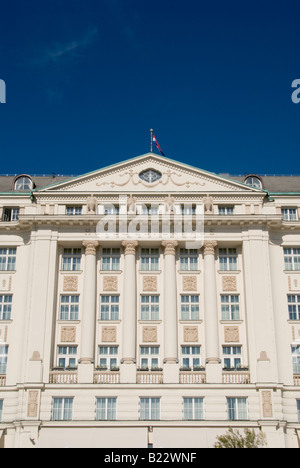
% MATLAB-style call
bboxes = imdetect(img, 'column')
[162,240,179,383]
[203,241,222,383]
[78,240,99,383]
[120,240,138,383]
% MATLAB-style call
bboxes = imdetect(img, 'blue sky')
[0,0,300,176]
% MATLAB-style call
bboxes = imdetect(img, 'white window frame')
[284,248,300,271]
[0,345,8,375]
[100,295,120,321]
[223,346,242,369]
[0,295,12,321]
[0,248,16,272]
[282,208,298,222]
[288,295,300,320]
[181,346,201,370]
[140,397,161,421]
[179,249,199,271]
[98,346,119,370]
[141,248,159,271]
[14,176,33,191]
[221,295,240,321]
[62,248,82,271]
[66,206,82,216]
[218,206,234,215]
[101,248,121,271]
[60,295,79,321]
[57,346,78,369]
[183,398,204,420]
[181,295,200,321]
[292,345,300,374]
[140,346,160,370]
[219,248,238,271]
[2,207,20,222]
[140,295,160,321]
[96,397,117,421]
[227,397,248,421]
[52,398,73,421]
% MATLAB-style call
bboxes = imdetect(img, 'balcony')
[179,371,206,384]
[94,370,120,384]
[222,370,250,384]
[136,370,163,384]
[49,369,78,384]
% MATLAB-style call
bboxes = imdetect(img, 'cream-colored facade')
[0,153,300,448]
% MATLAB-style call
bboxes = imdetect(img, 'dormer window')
[244,175,263,189]
[14,176,33,191]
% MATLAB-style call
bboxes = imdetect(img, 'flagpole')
[150,129,153,153]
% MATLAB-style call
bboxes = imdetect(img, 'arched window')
[14,176,33,191]
[244,175,263,189]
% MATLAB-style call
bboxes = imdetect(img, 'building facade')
[0,153,300,448]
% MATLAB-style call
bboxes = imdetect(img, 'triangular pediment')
[39,153,265,194]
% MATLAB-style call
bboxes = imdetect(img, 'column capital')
[82,240,99,256]
[162,240,178,256]
[122,240,138,256]
[203,241,217,256]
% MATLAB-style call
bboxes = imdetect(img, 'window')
[288,295,300,320]
[98,346,119,370]
[183,398,204,420]
[219,248,238,271]
[141,248,159,271]
[282,208,298,222]
[141,295,159,321]
[62,248,82,271]
[140,346,160,370]
[227,398,248,420]
[292,345,300,374]
[0,400,3,422]
[297,400,300,423]
[180,204,196,215]
[66,206,82,216]
[57,346,77,369]
[96,398,117,421]
[244,176,262,189]
[52,398,73,421]
[2,208,19,222]
[0,346,8,374]
[0,295,12,320]
[221,295,240,321]
[141,204,159,215]
[139,169,162,184]
[180,249,198,271]
[100,296,119,321]
[101,248,121,271]
[14,176,33,191]
[284,248,300,271]
[0,248,16,271]
[181,296,200,321]
[223,346,242,370]
[60,295,79,321]
[103,205,119,215]
[181,346,201,370]
[140,398,160,421]
[218,206,234,215]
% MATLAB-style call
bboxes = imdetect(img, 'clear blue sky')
[0,0,300,176]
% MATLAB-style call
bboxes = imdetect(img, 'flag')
[152,134,165,156]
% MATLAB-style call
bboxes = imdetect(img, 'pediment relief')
[40,154,263,194]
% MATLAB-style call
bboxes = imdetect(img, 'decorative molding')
[63,276,78,292]
[103,276,118,292]
[184,327,198,343]
[122,240,138,256]
[262,390,273,418]
[143,276,158,292]
[182,276,197,292]
[102,327,117,343]
[61,327,76,343]
[0,275,12,292]
[224,326,239,343]
[82,240,99,256]
[288,275,300,292]
[162,240,178,256]
[143,326,157,343]
[27,390,39,418]
[203,241,217,256]
[222,276,237,292]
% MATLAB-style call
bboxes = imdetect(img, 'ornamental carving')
[122,240,138,256]
[143,276,158,292]
[184,327,198,342]
[86,196,98,214]
[61,327,76,343]
[203,241,217,256]
[143,327,157,343]
[103,276,118,292]
[102,327,117,343]
[0,276,12,292]
[222,276,237,292]
[288,276,300,292]
[0,326,8,343]
[63,276,78,292]
[82,240,99,256]
[27,390,39,418]
[162,240,178,256]
[183,276,197,292]
[224,326,239,343]
[262,391,273,418]
[203,195,213,214]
